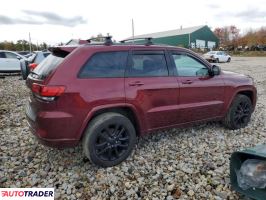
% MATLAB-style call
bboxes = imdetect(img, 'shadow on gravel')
[32,121,223,170]
[0,73,22,80]
[0,72,21,76]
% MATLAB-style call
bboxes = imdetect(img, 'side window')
[79,51,128,78]
[172,54,209,77]
[5,52,18,59]
[128,52,168,77]
[0,52,6,58]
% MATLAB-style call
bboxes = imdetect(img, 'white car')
[0,50,27,72]
[203,51,231,63]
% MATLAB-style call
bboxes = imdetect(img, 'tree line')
[1,28,265,52]
[214,26,266,50]
[0,40,48,51]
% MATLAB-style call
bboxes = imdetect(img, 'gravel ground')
[0,57,266,200]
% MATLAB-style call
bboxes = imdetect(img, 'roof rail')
[120,37,153,46]
[86,36,113,46]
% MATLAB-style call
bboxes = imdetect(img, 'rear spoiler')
[48,46,77,58]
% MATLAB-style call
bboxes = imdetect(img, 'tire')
[223,94,252,130]
[227,57,231,62]
[215,58,219,63]
[82,112,136,167]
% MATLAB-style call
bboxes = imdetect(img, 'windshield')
[33,54,64,79]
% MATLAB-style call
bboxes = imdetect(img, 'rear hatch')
[26,47,75,87]
[26,46,76,102]
[25,46,77,125]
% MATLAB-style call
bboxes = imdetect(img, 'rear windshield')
[33,54,64,79]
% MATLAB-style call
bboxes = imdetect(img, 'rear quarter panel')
[47,46,131,140]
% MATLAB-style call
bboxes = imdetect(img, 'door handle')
[128,81,144,86]
[181,80,193,84]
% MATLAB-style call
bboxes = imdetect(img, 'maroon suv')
[26,38,257,167]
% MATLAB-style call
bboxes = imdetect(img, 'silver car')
[0,50,27,72]
[203,51,231,63]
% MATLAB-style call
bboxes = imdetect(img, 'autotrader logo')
[0,188,54,200]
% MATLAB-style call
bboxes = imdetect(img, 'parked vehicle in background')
[203,51,231,63]
[17,51,33,58]
[21,51,50,80]
[0,50,27,72]
[24,53,34,58]
[17,51,30,56]
[25,37,256,167]
[28,51,50,71]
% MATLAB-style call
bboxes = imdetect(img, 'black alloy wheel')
[224,94,252,130]
[94,124,130,161]
[83,112,136,167]
[233,101,251,128]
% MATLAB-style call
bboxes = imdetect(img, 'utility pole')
[132,18,135,44]
[188,33,191,49]
[29,32,32,53]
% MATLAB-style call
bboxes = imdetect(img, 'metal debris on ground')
[237,159,266,190]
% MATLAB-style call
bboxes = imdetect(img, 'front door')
[170,51,225,123]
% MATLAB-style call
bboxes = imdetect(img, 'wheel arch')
[78,104,143,141]
[227,88,257,113]
[237,90,255,106]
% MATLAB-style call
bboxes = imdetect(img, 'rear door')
[221,52,228,62]
[4,52,20,71]
[217,51,226,62]
[125,49,179,131]
[0,52,7,71]
[170,51,225,123]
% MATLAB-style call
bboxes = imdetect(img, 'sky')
[0,0,266,45]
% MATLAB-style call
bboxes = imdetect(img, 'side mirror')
[209,65,221,76]
[16,56,21,60]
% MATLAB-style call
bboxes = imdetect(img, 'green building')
[124,25,219,49]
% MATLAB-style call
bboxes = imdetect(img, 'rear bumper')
[25,101,79,148]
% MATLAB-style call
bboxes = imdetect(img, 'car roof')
[49,43,212,68]
[0,50,24,56]
[49,43,191,56]
[79,43,189,51]
[0,50,18,53]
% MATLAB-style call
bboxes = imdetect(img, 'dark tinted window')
[0,52,5,58]
[128,53,168,77]
[172,54,209,76]
[79,51,128,78]
[33,54,64,79]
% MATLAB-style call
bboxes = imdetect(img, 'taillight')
[29,63,38,71]
[32,83,65,101]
